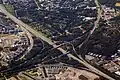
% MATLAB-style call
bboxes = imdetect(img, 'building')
[55,67,100,80]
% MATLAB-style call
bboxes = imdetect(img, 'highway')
[0,0,115,79]
[0,6,34,60]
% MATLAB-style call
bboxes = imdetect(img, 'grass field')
[4,4,15,15]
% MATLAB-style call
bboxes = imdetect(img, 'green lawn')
[4,4,15,15]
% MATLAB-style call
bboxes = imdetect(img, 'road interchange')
[0,0,115,79]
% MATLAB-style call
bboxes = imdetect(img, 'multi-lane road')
[0,0,115,79]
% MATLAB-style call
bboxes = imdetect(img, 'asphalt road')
[34,0,40,10]
[19,26,34,59]
[0,1,115,79]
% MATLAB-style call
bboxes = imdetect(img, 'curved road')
[20,26,34,59]
[0,0,115,79]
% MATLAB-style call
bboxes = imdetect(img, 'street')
[0,0,115,79]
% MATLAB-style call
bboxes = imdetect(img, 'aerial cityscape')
[0,0,120,80]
